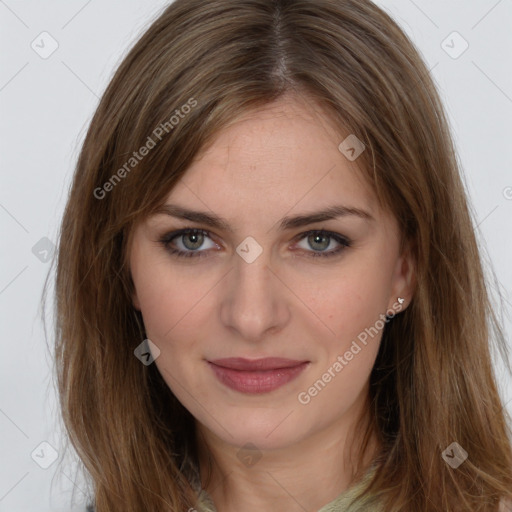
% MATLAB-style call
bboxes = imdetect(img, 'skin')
[129,93,415,512]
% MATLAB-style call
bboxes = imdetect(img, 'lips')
[207,357,309,394]
[210,357,308,371]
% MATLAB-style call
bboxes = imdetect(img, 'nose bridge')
[220,250,288,341]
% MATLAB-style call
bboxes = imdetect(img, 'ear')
[132,289,141,311]
[387,240,415,313]
[128,267,141,311]
[125,229,141,311]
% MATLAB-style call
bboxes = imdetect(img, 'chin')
[202,407,309,452]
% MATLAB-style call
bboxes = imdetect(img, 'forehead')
[165,95,377,221]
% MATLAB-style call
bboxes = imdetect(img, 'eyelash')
[158,228,351,260]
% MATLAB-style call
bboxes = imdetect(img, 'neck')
[195,395,380,512]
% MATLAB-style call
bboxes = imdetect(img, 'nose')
[219,250,291,343]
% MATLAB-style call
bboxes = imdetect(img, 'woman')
[53,0,512,510]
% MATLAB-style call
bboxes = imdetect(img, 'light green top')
[193,463,382,512]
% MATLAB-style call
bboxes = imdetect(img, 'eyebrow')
[153,203,374,232]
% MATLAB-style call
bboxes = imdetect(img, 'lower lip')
[208,361,309,394]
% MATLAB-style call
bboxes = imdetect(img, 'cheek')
[136,276,203,345]
[293,270,388,415]
[291,260,391,345]
[131,248,179,335]
[130,250,220,360]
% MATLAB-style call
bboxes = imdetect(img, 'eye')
[158,229,220,259]
[158,228,351,260]
[293,230,351,258]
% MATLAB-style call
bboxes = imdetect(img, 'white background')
[0,1,511,510]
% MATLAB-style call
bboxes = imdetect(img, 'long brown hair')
[51,0,512,510]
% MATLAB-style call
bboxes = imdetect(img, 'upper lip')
[209,357,308,371]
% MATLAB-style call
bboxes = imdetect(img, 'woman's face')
[129,95,413,452]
